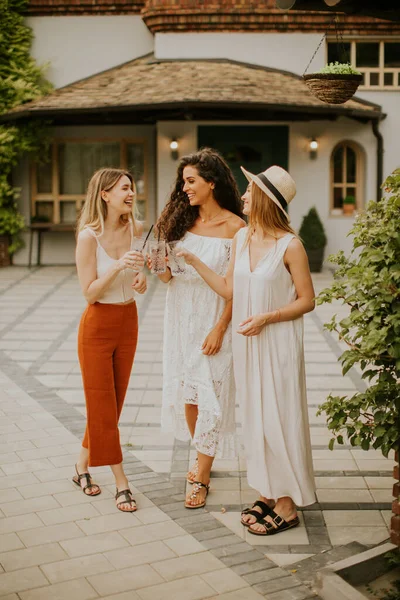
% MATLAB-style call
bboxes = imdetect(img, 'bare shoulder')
[76,229,97,256]
[225,213,246,236]
[77,228,96,245]
[286,237,307,260]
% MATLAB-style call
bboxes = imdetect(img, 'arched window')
[331,141,364,214]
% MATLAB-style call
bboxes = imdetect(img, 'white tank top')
[86,222,136,304]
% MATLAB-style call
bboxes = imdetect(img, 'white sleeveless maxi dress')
[162,232,236,458]
[232,227,315,506]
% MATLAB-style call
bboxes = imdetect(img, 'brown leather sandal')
[184,481,209,509]
[115,488,137,513]
[72,464,101,496]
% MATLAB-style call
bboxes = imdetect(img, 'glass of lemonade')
[149,240,166,274]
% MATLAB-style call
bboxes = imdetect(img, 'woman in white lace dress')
[154,148,245,509]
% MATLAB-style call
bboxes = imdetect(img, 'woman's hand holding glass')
[116,250,144,273]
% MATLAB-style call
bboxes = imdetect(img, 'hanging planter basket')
[303,72,363,105]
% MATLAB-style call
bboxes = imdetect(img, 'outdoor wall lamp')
[309,138,318,160]
[170,139,179,161]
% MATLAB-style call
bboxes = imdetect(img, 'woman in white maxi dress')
[153,148,245,509]
[178,165,316,535]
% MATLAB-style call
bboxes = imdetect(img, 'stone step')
[285,541,368,588]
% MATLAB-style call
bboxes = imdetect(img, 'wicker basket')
[303,73,363,105]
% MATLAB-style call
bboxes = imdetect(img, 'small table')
[28,223,75,268]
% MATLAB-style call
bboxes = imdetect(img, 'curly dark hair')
[156,147,242,242]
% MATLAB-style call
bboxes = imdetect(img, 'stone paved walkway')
[0,266,394,599]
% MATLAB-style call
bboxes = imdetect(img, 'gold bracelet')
[276,309,281,323]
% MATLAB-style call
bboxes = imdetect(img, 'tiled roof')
[142,0,400,34]
[5,55,382,121]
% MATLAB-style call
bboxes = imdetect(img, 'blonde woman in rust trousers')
[74,168,147,513]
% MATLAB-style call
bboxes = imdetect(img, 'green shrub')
[316,169,400,457]
[0,0,52,256]
[298,207,327,250]
[343,195,356,205]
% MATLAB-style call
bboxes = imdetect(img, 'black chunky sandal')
[248,509,300,536]
[241,500,274,527]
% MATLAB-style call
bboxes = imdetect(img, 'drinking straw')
[141,224,154,250]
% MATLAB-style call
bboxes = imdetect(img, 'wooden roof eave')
[0,99,384,126]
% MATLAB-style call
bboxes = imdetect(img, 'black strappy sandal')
[184,481,210,509]
[115,488,137,513]
[72,464,101,496]
[241,500,273,527]
[248,509,300,536]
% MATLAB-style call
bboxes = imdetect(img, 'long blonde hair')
[245,182,297,245]
[77,168,139,236]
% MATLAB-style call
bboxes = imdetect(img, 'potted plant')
[342,194,356,215]
[298,207,327,272]
[304,62,363,105]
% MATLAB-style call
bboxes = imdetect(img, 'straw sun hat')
[240,165,296,222]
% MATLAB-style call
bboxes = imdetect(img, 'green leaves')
[319,62,361,75]
[0,0,51,254]
[317,171,400,458]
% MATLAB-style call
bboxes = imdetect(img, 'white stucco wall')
[289,118,376,259]
[156,122,198,213]
[355,91,400,179]
[13,125,156,266]
[26,16,154,88]
[155,32,325,75]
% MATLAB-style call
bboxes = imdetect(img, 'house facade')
[8,0,400,264]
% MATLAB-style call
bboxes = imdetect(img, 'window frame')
[326,38,400,90]
[31,137,149,226]
[330,140,364,216]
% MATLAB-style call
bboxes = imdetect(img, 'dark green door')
[198,125,288,194]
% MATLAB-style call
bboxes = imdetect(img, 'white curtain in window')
[59,143,120,195]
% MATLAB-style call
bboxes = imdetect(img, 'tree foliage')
[0,0,52,254]
[316,169,400,458]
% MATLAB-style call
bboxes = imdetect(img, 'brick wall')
[26,0,145,16]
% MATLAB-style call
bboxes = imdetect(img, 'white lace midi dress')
[162,231,236,458]
[232,228,316,506]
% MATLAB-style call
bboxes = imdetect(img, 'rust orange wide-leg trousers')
[78,301,138,467]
